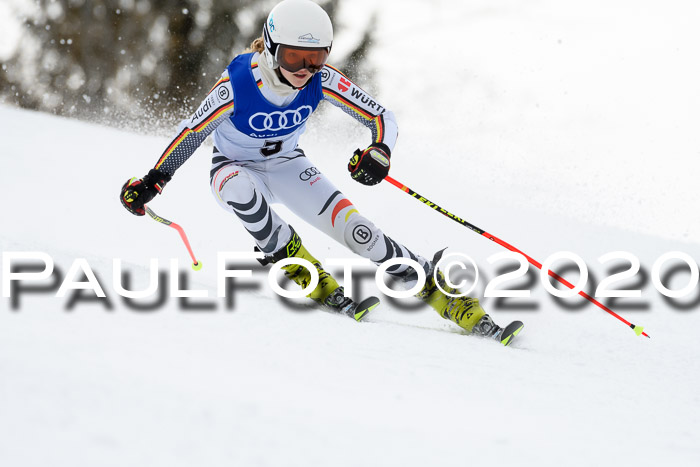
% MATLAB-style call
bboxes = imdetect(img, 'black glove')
[120,169,171,216]
[348,142,391,186]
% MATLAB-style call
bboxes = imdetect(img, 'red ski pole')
[384,175,649,338]
[145,206,202,271]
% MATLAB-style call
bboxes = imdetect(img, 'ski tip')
[353,297,380,322]
[500,321,524,347]
[631,324,644,337]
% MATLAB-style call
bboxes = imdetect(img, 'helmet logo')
[298,33,320,44]
[268,14,275,31]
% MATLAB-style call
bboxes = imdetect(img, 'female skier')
[120,0,515,342]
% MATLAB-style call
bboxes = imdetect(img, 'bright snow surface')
[2,1,700,465]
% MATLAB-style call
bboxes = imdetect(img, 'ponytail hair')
[245,37,265,54]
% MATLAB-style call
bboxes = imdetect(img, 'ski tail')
[499,321,524,346]
[351,296,380,322]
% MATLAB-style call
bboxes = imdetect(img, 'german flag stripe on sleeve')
[374,114,384,143]
[322,88,373,120]
[208,77,230,93]
[192,101,233,132]
[154,101,234,170]
[324,64,347,79]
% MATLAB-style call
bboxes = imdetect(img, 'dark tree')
[0,0,368,133]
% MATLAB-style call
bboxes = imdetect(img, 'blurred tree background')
[0,0,371,133]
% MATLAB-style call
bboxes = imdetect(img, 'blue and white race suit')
[152,51,427,282]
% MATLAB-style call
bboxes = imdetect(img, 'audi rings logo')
[299,167,320,181]
[249,106,313,132]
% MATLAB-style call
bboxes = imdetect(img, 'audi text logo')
[299,167,320,181]
[249,106,313,132]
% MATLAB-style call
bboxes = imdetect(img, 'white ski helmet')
[262,0,333,70]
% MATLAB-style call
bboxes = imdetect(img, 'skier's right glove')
[120,169,171,216]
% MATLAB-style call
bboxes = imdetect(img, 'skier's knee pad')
[344,216,429,284]
[211,164,256,210]
[343,216,385,260]
[211,165,292,254]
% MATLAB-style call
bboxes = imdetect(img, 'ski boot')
[257,229,378,321]
[471,314,524,346]
[417,250,523,345]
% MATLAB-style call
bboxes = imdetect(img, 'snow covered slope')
[2,2,700,465]
[1,102,699,467]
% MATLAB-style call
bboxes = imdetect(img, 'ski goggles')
[276,45,330,73]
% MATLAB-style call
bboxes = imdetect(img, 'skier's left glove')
[120,169,171,216]
[348,143,391,186]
